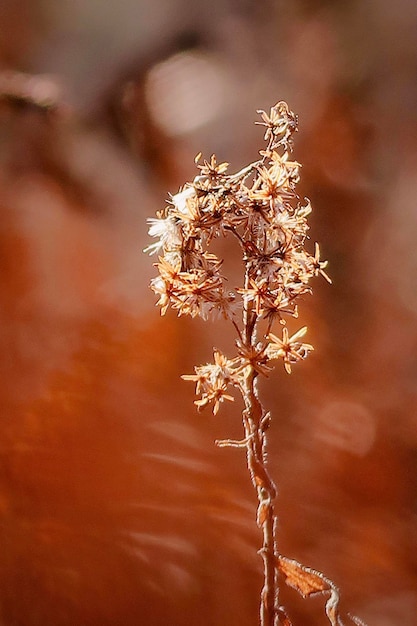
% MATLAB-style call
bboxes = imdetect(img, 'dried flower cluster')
[146,103,364,626]
[146,101,329,413]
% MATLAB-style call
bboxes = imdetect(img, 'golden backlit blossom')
[266,326,314,373]
[170,186,201,231]
[173,272,223,319]
[149,275,171,315]
[309,243,332,284]
[156,256,182,281]
[250,152,300,207]
[235,340,272,377]
[182,349,242,414]
[144,216,183,255]
[237,278,274,316]
[195,153,229,180]
[263,292,298,322]
[171,186,197,213]
[268,150,300,188]
[255,101,298,152]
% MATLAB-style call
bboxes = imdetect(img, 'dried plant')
[145,102,365,626]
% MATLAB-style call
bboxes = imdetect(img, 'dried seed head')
[146,102,330,404]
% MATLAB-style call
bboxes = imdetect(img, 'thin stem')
[241,267,279,626]
[242,265,257,346]
[242,369,279,626]
[232,319,243,343]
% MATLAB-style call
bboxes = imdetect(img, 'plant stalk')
[241,257,279,626]
[242,369,279,626]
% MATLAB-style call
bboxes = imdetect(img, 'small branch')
[232,319,244,343]
[215,434,254,448]
[227,161,259,183]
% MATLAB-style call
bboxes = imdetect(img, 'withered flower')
[146,102,366,626]
[267,326,314,374]
[182,349,242,414]
[145,102,327,377]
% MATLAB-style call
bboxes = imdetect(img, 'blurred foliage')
[0,1,416,624]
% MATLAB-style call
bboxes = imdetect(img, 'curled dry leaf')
[276,554,332,597]
[276,555,342,626]
[276,555,368,626]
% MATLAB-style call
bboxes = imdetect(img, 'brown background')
[0,1,416,624]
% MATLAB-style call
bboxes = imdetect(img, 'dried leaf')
[276,555,330,597]
[276,555,343,626]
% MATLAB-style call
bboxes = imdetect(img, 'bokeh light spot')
[145,51,226,136]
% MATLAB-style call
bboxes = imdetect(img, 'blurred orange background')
[0,1,416,624]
